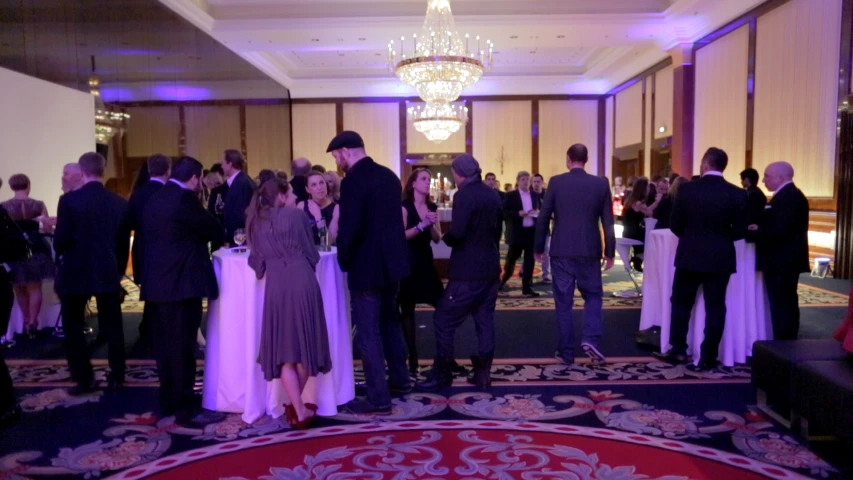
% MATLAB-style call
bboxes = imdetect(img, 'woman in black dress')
[622,177,661,272]
[296,172,340,245]
[399,169,444,374]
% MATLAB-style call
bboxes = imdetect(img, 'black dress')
[622,202,646,255]
[302,200,336,245]
[399,199,443,308]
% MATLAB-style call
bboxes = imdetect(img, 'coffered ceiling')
[161,0,766,98]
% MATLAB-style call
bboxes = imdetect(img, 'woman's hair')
[306,171,327,201]
[669,176,687,199]
[625,176,649,208]
[323,171,341,201]
[404,168,430,201]
[131,162,151,194]
[203,171,224,190]
[8,174,30,192]
[245,178,290,246]
[258,169,276,185]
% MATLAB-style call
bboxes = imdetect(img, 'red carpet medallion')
[105,421,813,480]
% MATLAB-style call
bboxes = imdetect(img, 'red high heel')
[294,403,318,430]
[283,404,296,426]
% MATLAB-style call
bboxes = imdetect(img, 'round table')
[202,247,354,423]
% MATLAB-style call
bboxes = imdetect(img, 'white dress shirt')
[519,188,534,228]
[169,178,191,190]
[774,181,793,194]
[226,171,239,187]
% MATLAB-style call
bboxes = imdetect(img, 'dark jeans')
[150,299,202,418]
[765,271,800,340]
[551,257,603,360]
[434,279,500,359]
[502,227,536,291]
[669,269,731,361]
[351,284,409,408]
[0,268,14,411]
[61,293,125,386]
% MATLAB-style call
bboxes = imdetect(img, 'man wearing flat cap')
[418,154,503,391]
[327,130,411,415]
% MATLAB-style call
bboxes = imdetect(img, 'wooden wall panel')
[615,82,642,148]
[538,100,600,181]
[245,104,291,176]
[125,106,180,157]
[654,65,674,139]
[472,101,533,183]
[343,102,401,177]
[184,105,241,166]
[292,103,337,172]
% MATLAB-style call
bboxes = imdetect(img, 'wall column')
[669,44,694,176]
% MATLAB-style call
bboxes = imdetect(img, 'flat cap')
[326,130,365,152]
[451,153,482,178]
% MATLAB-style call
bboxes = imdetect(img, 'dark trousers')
[669,269,731,361]
[61,293,125,386]
[502,227,536,291]
[551,257,603,360]
[765,271,800,340]
[434,279,499,359]
[150,299,202,418]
[0,268,15,411]
[350,284,409,408]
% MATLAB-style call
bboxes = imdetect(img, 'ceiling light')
[408,101,468,143]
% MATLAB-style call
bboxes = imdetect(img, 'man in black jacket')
[329,131,410,415]
[128,154,171,344]
[740,168,767,241]
[207,163,229,251]
[655,148,748,370]
[501,171,542,297]
[55,152,131,394]
[754,161,809,340]
[484,172,505,240]
[141,156,223,425]
[221,149,255,246]
[0,179,21,429]
[418,155,503,391]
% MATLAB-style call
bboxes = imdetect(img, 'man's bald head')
[292,158,312,177]
[62,163,83,193]
[763,161,794,192]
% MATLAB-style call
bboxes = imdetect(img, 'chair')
[614,238,643,298]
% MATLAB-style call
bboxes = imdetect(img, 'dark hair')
[275,170,288,182]
[567,143,588,164]
[131,163,150,194]
[258,169,276,185]
[172,156,204,182]
[691,175,701,181]
[147,154,171,178]
[246,178,290,247]
[669,172,680,184]
[670,176,687,198]
[404,168,430,201]
[626,176,649,208]
[533,174,544,181]
[79,152,106,177]
[310,164,327,173]
[702,147,728,172]
[210,164,224,175]
[484,172,496,180]
[740,168,759,186]
[8,174,30,191]
[223,149,245,171]
[650,174,663,183]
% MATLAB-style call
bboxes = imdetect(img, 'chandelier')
[408,101,468,143]
[89,76,130,145]
[388,0,493,104]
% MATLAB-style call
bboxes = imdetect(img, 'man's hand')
[748,224,759,231]
[603,256,615,271]
[534,253,544,263]
[519,210,528,218]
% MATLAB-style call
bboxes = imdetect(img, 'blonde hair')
[203,172,224,190]
[323,171,341,201]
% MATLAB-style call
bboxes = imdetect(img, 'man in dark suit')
[221,149,255,246]
[531,173,551,283]
[740,168,767,241]
[501,171,542,297]
[535,144,615,365]
[206,164,229,252]
[128,154,171,344]
[484,172,506,241]
[290,158,312,204]
[753,161,809,340]
[418,155,503,391]
[330,131,410,415]
[141,156,223,425]
[0,179,21,429]
[655,147,749,370]
[55,152,131,394]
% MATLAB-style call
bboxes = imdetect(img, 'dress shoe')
[467,355,493,389]
[696,359,720,371]
[522,290,540,298]
[653,351,689,365]
[415,357,454,392]
[344,398,392,416]
[0,405,21,430]
[68,381,99,396]
[554,351,574,365]
[389,383,413,395]
[107,376,124,392]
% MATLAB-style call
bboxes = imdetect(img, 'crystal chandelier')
[388,0,493,104]
[89,76,130,145]
[408,101,468,143]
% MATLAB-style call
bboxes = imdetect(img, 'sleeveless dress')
[1,198,55,285]
[248,207,332,380]
[622,202,646,255]
[302,200,336,245]
[398,199,444,307]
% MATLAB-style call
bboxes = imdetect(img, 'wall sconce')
[658,125,667,134]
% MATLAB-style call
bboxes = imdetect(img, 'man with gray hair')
[751,161,809,340]
[61,163,84,193]
[418,154,503,391]
[290,157,312,203]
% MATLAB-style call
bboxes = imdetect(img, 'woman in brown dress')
[246,178,332,429]
[1,174,54,338]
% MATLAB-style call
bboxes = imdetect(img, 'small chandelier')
[89,74,130,145]
[388,0,493,104]
[409,101,468,143]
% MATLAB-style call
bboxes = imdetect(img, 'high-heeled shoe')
[283,404,296,426]
[26,323,37,340]
[294,403,318,430]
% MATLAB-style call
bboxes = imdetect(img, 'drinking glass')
[233,228,247,252]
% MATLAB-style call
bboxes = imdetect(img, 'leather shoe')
[522,290,540,298]
[107,376,124,392]
[696,359,720,371]
[344,398,392,416]
[653,351,689,365]
[0,405,21,430]
[68,381,99,396]
[389,383,413,395]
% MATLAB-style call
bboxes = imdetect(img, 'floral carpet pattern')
[0,385,840,479]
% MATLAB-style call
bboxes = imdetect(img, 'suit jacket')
[139,182,223,302]
[744,185,768,243]
[54,182,130,296]
[443,177,503,281]
[223,171,256,244]
[290,175,309,204]
[128,180,165,284]
[336,157,410,291]
[503,189,541,245]
[670,174,748,275]
[535,168,615,259]
[757,183,810,274]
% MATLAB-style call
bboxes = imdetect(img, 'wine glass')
[233,228,247,252]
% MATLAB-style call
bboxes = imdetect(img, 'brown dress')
[1,198,54,285]
[248,206,332,381]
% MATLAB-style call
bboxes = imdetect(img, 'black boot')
[416,357,454,392]
[467,355,493,389]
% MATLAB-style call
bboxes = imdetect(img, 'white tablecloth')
[639,229,771,366]
[202,248,355,423]
[3,279,62,341]
[437,208,453,223]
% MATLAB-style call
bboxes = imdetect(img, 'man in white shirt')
[500,171,542,297]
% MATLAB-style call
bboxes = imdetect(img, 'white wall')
[0,67,94,213]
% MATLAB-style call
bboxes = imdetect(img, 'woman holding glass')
[246,178,331,429]
[295,172,340,245]
[399,168,444,374]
